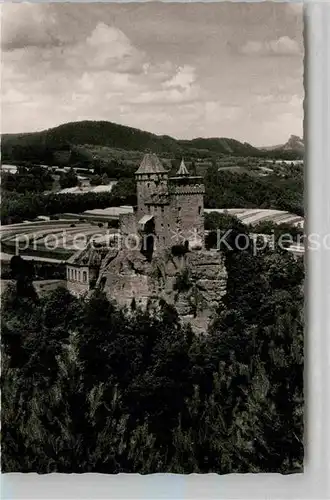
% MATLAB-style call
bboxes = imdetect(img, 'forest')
[1,148,303,225]
[1,120,303,164]
[1,235,304,474]
[0,189,136,225]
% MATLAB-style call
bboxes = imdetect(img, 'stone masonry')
[66,153,227,332]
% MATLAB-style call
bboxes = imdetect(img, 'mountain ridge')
[1,120,304,162]
[259,135,304,154]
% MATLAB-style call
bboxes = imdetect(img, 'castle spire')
[177,158,189,176]
[135,152,166,175]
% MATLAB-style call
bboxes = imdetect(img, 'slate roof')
[138,214,154,229]
[67,243,109,267]
[177,158,189,176]
[135,153,167,175]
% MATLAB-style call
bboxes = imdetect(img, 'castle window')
[78,271,81,281]
[83,271,87,283]
[198,206,202,214]
[74,269,77,280]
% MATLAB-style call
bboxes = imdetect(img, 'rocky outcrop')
[100,247,227,333]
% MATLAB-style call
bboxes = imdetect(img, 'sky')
[1,2,304,146]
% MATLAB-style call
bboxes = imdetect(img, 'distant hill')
[260,135,304,157]
[1,120,303,165]
[178,137,259,156]
[282,135,304,153]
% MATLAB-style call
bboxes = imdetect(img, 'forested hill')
[1,120,303,163]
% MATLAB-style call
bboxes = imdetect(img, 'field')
[0,219,113,262]
[204,208,304,228]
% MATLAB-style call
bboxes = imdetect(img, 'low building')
[66,242,109,297]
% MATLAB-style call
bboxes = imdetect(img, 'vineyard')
[204,208,304,228]
[0,220,112,262]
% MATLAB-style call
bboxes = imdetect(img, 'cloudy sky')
[1,2,303,146]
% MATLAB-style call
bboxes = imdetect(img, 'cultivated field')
[204,208,304,228]
[0,219,113,262]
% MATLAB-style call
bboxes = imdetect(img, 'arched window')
[78,271,81,281]
[74,269,77,280]
[83,271,87,283]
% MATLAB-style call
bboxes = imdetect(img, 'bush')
[173,267,191,292]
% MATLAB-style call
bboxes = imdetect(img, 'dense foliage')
[59,168,78,189]
[204,163,304,216]
[205,212,304,249]
[1,166,53,194]
[2,120,303,166]
[1,190,136,225]
[1,239,304,473]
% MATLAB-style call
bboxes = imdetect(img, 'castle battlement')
[132,155,205,251]
[66,154,228,333]
[168,183,205,196]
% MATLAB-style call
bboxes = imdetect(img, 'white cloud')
[59,23,146,73]
[1,4,62,50]
[2,89,27,105]
[241,36,301,56]
[164,65,196,90]
[1,3,303,144]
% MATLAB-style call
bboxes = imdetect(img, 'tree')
[59,168,78,189]
[1,250,304,474]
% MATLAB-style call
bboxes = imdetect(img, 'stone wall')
[119,213,137,238]
[169,191,204,248]
[101,249,156,309]
[67,265,98,297]
[136,172,168,219]
[101,247,227,333]
[168,179,205,248]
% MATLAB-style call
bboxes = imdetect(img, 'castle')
[67,154,227,330]
[119,153,205,253]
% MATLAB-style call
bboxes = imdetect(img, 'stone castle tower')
[66,152,227,332]
[167,158,205,249]
[132,153,205,252]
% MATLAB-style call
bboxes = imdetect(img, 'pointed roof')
[177,158,189,176]
[67,243,109,267]
[135,153,166,175]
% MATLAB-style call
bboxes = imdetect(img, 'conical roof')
[177,158,189,176]
[135,153,166,175]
